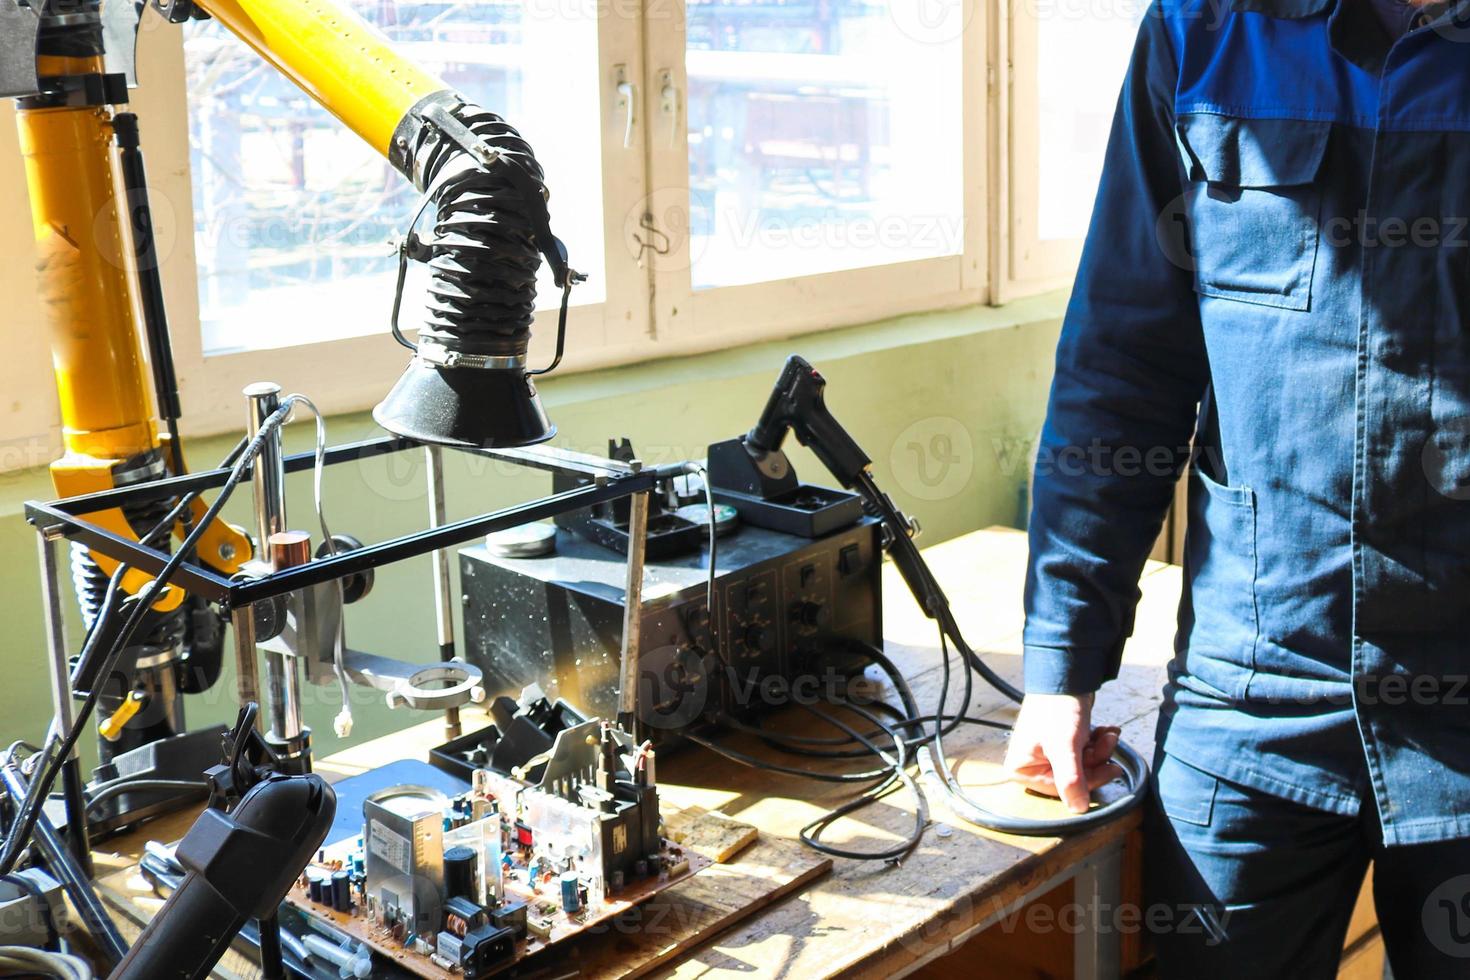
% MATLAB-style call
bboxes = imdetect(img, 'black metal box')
[459,518,883,731]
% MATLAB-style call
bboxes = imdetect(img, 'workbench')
[101,526,1183,979]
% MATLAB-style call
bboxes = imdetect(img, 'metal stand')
[426,444,460,741]
[616,487,651,739]
[27,437,671,766]
[244,383,310,771]
[36,531,92,872]
[232,605,262,727]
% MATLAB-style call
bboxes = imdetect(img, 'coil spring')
[406,103,547,358]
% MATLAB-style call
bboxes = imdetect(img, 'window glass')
[685,0,964,290]
[185,2,605,355]
[1035,0,1144,241]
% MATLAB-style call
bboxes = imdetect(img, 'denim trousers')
[1145,752,1470,978]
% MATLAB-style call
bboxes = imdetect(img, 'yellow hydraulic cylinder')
[17,86,154,464]
[195,0,447,158]
[17,55,250,604]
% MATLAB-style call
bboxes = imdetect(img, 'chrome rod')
[617,489,651,735]
[426,444,460,740]
[232,604,262,729]
[244,383,306,752]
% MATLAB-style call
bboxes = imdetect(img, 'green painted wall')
[0,293,1065,768]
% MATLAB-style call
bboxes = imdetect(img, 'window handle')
[615,65,637,149]
[658,69,680,149]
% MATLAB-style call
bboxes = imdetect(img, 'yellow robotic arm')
[17,48,251,611]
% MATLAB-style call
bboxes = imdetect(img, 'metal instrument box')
[459,518,883,729]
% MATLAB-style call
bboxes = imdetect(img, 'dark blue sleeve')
[1022,4,1208,695]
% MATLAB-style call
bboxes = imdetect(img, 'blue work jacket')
[1024,0,1470,845]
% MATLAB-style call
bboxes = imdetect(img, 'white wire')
[282,394,354,737]
[0,946,94,980]
[680,462,720,647]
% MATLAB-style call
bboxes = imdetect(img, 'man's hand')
[1003,693,1122,813]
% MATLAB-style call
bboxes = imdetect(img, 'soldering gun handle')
[747,356,871,486]
[749,356,949,624]
[109,773,335,980]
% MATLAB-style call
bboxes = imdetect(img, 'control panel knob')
[743,624,771,650]
[792,600,829,630]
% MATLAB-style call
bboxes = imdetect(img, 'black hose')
[403,101,547,360]
[85,779,208,815]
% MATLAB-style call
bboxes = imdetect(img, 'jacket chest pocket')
[1176,114,1330,312]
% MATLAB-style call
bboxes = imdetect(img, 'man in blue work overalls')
[1002,0,1470,974]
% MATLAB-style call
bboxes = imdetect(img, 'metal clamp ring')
[385,661,486,710]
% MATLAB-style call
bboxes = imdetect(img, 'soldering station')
[0,0,1147,977]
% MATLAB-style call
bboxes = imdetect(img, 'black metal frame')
[24,435,670,609]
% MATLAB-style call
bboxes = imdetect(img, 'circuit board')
[285,836,711,978]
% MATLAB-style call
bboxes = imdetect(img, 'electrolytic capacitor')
[309,876,326,904]
[443,845,479,902]
[331,870,352,912]
[559,871,581,913]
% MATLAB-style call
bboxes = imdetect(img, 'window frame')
[640,0,989,357]
[4,0,1144,463]
[990,0,1084,303]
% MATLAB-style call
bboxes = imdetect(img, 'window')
[7,0,1145,454]
[999,0,1145,297]
[684,0,964,290]
[183,2,606,356]
[643,0,986,352]
[171,0,987,389]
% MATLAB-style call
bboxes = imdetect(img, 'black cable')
[922,622,1150,836]
[0,402,298,876]
[682,729,897,785]
[690,693,927,862]
[724,707,1008,760]
[795,700,928,862]
[85,779,208,815]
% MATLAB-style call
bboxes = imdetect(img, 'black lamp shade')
[373,358,555,449]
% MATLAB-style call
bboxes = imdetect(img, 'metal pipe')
[111,113,182,439]
[17,71,155,467]
[28,470,662,607]
[425,445,460,740]
[37,438,671,521]
[244,382,287,549]
[0,765,127,967]
[193,0,444,158]
[232,605,262,731]
[244,383,306,757]
[258,912,286,980]
[37,531,92,871]
[617,489,651,736]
